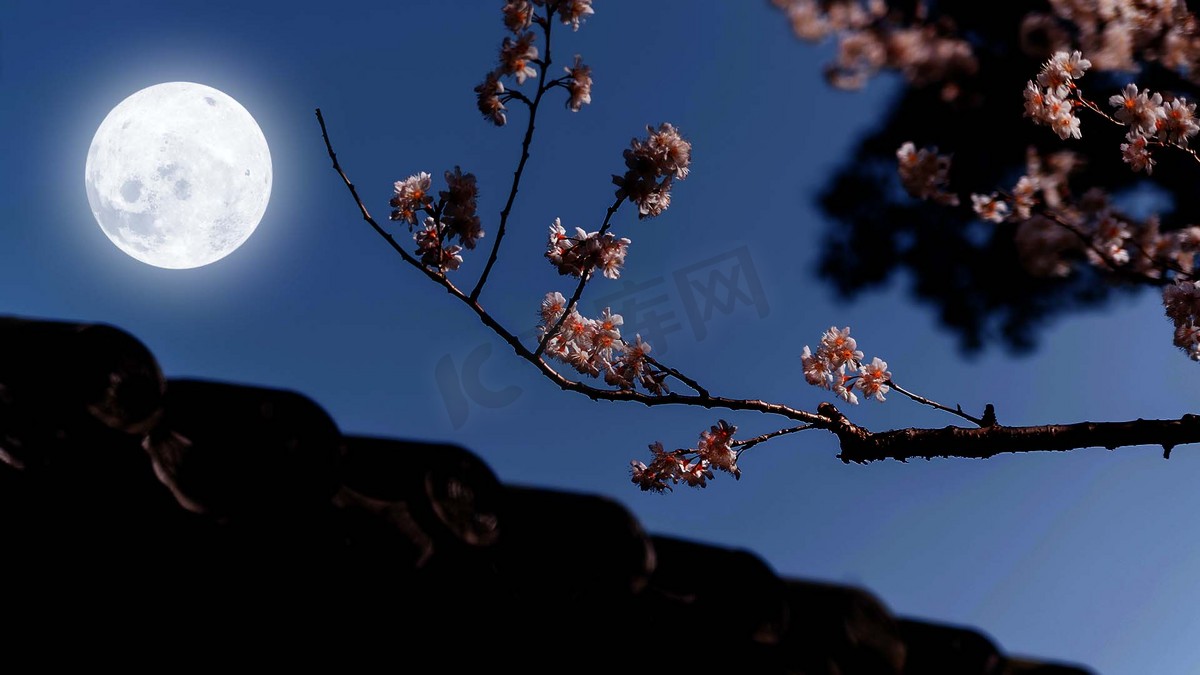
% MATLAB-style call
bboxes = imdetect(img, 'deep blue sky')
[3,2,1198,671]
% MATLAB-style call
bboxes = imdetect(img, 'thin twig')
[887,380,985,427]
[734,424,814,455]
[470,10,557,302]
[316,108,426,273]
[1072,90,1123,127]
[646,354,709,397]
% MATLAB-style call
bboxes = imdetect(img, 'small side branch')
[316,108,426,273]
[734,424,814,455]
[470,10,558,302]
[888,380,986,427]
[646,354,709,398]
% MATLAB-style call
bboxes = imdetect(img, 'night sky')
[3,2,1199,671]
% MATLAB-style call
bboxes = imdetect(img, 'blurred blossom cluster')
[976,147,1200,276]
[1026,0,1200,76]
[631,420,739,492]
[1164,280,1200,359]
[538,292,668,394]
[771,0,977,98]
[775,1,1200,94]
[900,135,1200,359]
[896,142,957,205]
[801,326,891,405]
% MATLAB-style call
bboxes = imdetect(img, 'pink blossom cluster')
[771,0,977,97]
[439,166,484,249]
[896,142,958,206]
[503,0,594,34]
[414,218,464,272]
[630,420,739,492]
[555,0,594,32]
[1021,48,1200,171]
[563,54,592,112]
[538,292,668,394]
[391,168,485,271]
[613,123,691,219]
[800,326,890,404]
[499,32,539,86]
[1024,51,1091,140]
[474,73,508,127]
[970,193,1010,224]
[545,218,630,279]
[1109,84,1200,174]
[1165,281,1200,360]
[477,2,597,126]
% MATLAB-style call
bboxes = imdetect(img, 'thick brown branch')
[820,402,1200,463]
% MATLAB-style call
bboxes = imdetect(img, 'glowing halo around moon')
[84,82,272,269]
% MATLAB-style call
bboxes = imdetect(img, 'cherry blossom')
[389,172,433,224]
[564,55,592,112]
[501,0,535,34]
[557,0,594,32]
[544,218,631,279]
[474,72,507,126]
[856,357,891,402]
[499,32,539,85]
[971,193,1011,223]
[614,123,692,218]
[800,326,889,406]
[1109,84,1165,134]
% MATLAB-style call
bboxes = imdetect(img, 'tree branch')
[317,107,830,427]
[820,402,1200,463]
[470,12,558,303]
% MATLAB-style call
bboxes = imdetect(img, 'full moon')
[85,82,272,269]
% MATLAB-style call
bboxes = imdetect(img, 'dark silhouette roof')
[0,316,1095,673]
